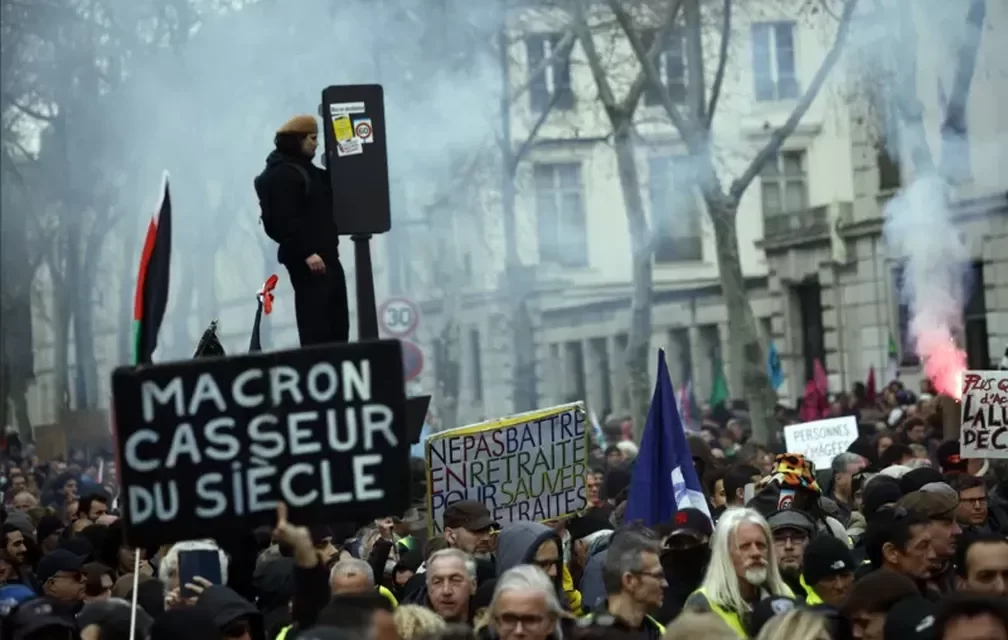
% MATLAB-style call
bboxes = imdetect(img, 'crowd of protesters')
[1,374,1007,640]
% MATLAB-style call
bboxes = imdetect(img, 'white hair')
[615,441,639,460]
[330,558,375,586]
[491,565,563,639]
[158,539,229,591]
[426,548,477,583]
[698,508,791,614]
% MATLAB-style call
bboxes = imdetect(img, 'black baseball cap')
[665,508,713,539]
[36,549,85,585]
[883,596,936,640]
[748,596,803,637]
[766,509,816,536]
[442,500,497,531]
[9,597,76,640]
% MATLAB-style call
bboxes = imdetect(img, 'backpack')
[254,161,312,243]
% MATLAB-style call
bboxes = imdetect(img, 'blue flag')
[624,349,710,526]
[767,341,784,390]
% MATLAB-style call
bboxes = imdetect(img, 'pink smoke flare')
[916,329,967,399]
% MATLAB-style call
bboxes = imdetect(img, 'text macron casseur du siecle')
[428,409,588,527]
[123,359,398,524]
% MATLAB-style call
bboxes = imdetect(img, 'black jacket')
[255,150,339,267]
[193,585,266,640]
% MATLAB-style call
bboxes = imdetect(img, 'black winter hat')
[862,476,903,519]
[802,535,855,586]
[35,515,64,543]
[898,468,943,494]
[567,510,612,541]
[602,467,631,502]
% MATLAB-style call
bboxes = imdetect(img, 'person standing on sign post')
[254,114,349,345]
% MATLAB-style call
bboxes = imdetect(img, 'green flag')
[886,332,900,383]
[710,359,729,407]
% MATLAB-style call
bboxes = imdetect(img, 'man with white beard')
[684,508,794,638]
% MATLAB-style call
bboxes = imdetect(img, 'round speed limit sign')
[378,297,420,338]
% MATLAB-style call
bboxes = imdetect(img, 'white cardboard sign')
[783,415,858,471]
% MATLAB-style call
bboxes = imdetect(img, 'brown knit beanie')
[276,115,318,135]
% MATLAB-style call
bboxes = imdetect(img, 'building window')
[534,162,588,267]
[964,261,989,369]
[752,22,798,101]
[641,29,687,106]
[564,340,587,404]
[893,266,920,366]
[760,151,808,224]
[648,156,702,262]
[526,33,574,113]
[615,333,629,410]
[469,328,483,403]
[794,278,826,381]
[589,337,613,414]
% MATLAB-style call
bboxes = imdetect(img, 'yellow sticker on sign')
[332,115,353,142]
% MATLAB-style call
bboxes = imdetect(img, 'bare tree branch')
[570,1,619,110]
[509,31,576,107]
[706,0,731,126]
[622,0,686,112]
[728,0,859,200]
[939,0,986,180]
[608,0,701,148]
[512,88,562,171]
[4,98,54,122]
[684,0,706,125]
[891,0,935,173]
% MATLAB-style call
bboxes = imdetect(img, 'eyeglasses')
[773,532,809,545]
[533,558,561,572]
[960,496,988,507]
[496,613,551,631]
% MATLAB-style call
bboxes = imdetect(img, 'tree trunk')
[73,225,107,408]
[117,233,137,365]
[612,122,653,439]
[706,193,779,442]
[432,321,461,431]
[52,279,72,416]
[71,287,97,408]
[501,171,538,412]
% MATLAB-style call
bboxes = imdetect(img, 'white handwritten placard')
[425,402,588,534]
[783,416,858,471]
[960,370,1008,458]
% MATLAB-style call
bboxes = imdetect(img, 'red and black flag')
[132,172,172,366]
[249,274,279,353]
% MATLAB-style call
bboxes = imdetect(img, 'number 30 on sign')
[379,298,420,338]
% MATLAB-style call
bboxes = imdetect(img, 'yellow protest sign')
[425,402,589,534]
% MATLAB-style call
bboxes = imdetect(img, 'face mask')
[662,545,711,578]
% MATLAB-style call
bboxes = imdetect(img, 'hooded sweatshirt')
[577,532,613,613]
[496,521,572,610]
[193,585,266,640]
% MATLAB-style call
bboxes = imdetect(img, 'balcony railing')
[763,204,830,238]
